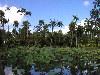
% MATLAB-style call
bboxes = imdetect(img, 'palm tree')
[22,20,31,39]
[0,10,8,46]
[36,20,45,32]
[2,18,8,30]
[39,20,48,37]
[84,18,92,35]
[17,8,31,16]
[0,10,4,17]
[77,25,84,47]
[0,10,7,75]
[34,20,49,46]
[48,19,57,33]
[69,22,76,47]
[57,21,63,28]
[48,19,63,33]
[13,21,19,29]
[90,0,100,47]
[48,19,63,46]
[0,10,8,30]
[13,20,19,35]
[0,10,5,26]
[69,16,79,47]
[84,18,94,46]
[73,15,79,22]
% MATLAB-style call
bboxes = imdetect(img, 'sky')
[0,0,94,33]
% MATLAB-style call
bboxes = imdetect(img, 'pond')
[4,64,100,75]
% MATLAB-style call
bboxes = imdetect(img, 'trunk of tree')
[8,25,9,32]
[76,34,78,47]
[50,30,54,47]
[70,31,73,47]
[15,27,16,35]
[50,38,53,47]
[2,24,4,30]
[50,25,54,47]
[0,61,4,75]
[27,27,28,39]
[52,26,53,33]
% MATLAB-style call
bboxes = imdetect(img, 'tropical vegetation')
[0,0,100,75]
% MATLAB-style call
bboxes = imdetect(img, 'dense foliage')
[0,0,99,48]
[0,0,100,75]
[4,47,99,73]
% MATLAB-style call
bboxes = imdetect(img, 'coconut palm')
[13,20,19,34]
[17,8,31,16]
[69,16,79,47]
[73,15,79,22]
[0,10,8,30]
[48,19,57,33]
[22,20,31,39]
[2,18,8,30]
[90,0,100,47]
[48,19,63,46]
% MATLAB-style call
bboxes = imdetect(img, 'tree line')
[0,0,100,48]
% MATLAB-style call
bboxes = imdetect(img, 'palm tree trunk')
[51,26,54,47]
[27,27,28,39]
[8,25,9,32]
[2,24,4,30]
[50,37,53,47]
[71,31,73,47]
[15,27,16,35]
[0,61,4,75]
[76,34,78,47]
[52,26,53,33]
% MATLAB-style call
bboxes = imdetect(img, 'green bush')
[6,46,100,72]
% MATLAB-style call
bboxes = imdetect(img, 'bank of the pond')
[0,47,100,75]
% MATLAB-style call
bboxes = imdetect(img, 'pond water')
[4,64,99,75]
[4,66,14,75]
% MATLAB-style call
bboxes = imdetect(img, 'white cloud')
[62,26,69,34]
[0,5,25,24]
[54,19,86,34]
[83,0,90,6]
[54,25,69,34]
[77,19,86,27]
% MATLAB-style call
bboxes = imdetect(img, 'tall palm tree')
[0,10,5,25]
[84,18,92,35]
[37,20,45,32]
[13,20,19,35]
[84,18,94,46]
[0,10,8,30]
[34,20,49,46]
[13,20,19,29]
[22,20,31,39]
[77,25,84,47]
[69,16,79,47]
[2,18,8,30]
[17,8,31,16]
[48,19,63,33]
[0,10,8,45]
[69,21,76,47]
[0,10,7,75]
[48,19,57,33]
[48,19,63,46]
[0,10,4,17]
[57,21,63,28]
[90,0,100,47]
[73,15,79,22]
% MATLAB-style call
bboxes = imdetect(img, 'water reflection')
[4,66,14,75]
[4,63,100,75]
